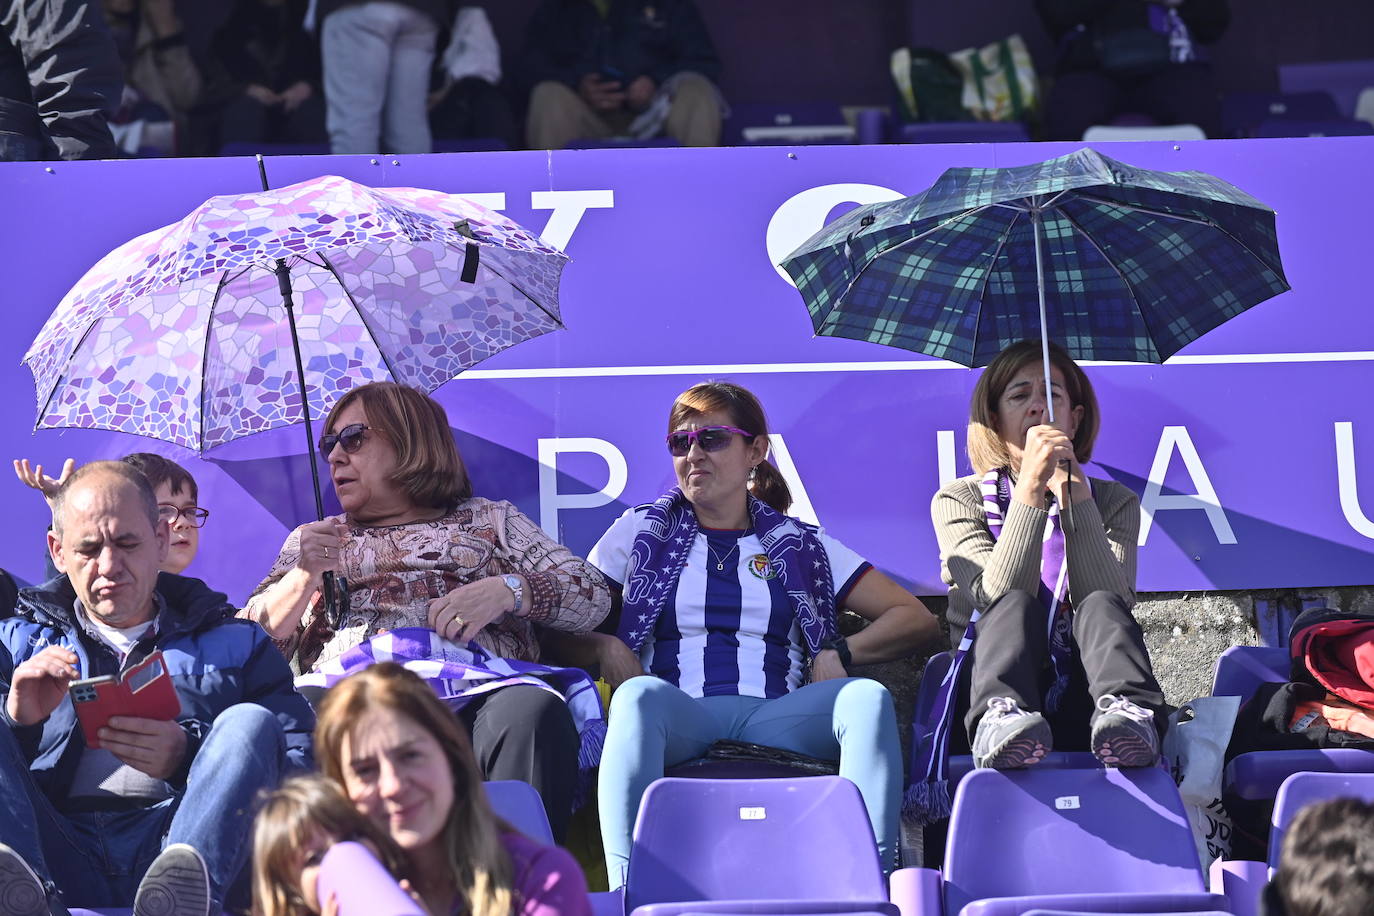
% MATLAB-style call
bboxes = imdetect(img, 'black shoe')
[0,844,52,916]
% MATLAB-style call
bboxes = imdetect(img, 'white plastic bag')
[1164,695,1240,871]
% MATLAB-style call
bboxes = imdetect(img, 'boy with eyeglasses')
[14,452,209,575]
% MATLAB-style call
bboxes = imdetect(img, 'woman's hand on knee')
[808,649,848,683]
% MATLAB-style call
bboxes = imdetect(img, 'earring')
[749,465,758,480]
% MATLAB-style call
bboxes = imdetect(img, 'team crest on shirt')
[748,554,779,579]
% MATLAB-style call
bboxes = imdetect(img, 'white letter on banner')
[1335,421,1374,539]
[454,193,507,211]
[537,438,628,539]
[766,435,819,526]
[937,430,957,487]
[765,184,904,284]
[1138,426,1237,546]
[530,190,615,251]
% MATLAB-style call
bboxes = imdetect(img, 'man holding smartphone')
[521,0,723,149]
[0,461,313,916]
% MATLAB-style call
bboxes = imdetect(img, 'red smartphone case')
[70,650,182,748]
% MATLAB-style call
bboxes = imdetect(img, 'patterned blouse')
[240,497,611,672]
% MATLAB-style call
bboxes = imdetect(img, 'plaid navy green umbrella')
[781,148,1289,416]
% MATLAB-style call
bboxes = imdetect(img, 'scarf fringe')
[901,780,952,826]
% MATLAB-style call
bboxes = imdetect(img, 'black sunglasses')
[318,423,384,460]
[665,425,753,457]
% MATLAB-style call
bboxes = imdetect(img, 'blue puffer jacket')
[0,572,314,800]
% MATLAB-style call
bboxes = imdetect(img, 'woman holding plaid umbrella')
[241,382,611,841]
[931,340,1165,774]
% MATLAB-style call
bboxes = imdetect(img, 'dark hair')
[668,381,791,513]
[51,460,159,537]
[122,452,198,502]
[966,340,1101,474]
[324,383,471,510]
[1277,796,1374,916]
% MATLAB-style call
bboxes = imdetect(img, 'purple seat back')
[1210,645,1289,701]
[1254,118,1374,137]
[895,121,1029,144]
[944,768,1204,914]
[1279,59,1374,118]
[624,777,885,912]
[1268,771,1374,867]
[1220,91,1341,137]
[485,779,555,844]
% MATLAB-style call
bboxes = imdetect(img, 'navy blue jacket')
[521,0,720,91]
[0,573,314,802]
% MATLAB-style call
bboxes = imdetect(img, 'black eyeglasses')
[666,425,753,457]
[158,504,210,528]
[318,423,384,460]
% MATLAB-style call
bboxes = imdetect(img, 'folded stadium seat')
[913,652,1097,793]
[565,137,683,149]
[1220,90,1341,138]
[1253,117,1374,137]
[1279,59,1374,118]
[1357,87,1374,127]
[1211,771,1374,916]
[1211,646,1374,802]
[919,767,1229,916]
[895,122,1029,145]
[1020,912,1231,916]
[623,777,898,916]
[218,141,332,157]
[725,103,856,146]
[485,779,556,844]
[1081,124,1206,141]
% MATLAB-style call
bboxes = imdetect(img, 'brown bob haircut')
[324,382,471,510]
[966,340,1101,475]
[669,381,792,514]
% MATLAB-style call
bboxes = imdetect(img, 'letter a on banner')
[1139,426,1237,546]
[537,438,628,539]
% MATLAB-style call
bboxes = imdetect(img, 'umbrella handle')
[323,572,350,629]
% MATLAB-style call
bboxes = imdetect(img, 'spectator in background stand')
[521,0,724,150]
[100,0,202,155]
[318,0,444,155]
[1036,0,1229,141]
[212,0,326,151]
[0,0,123,160]
[1266,796,1374,916]
[428,4,515,150]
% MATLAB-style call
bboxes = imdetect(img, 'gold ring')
[323,547,331,559]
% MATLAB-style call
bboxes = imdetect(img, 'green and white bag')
[949,34,1039,122]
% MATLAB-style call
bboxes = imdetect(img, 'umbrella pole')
[1032,208,1074,523]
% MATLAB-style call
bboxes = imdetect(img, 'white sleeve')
[816,529,872,606]
[587,507,646,587]
[442,8,502,85]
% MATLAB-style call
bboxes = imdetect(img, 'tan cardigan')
[931,474,1140,633]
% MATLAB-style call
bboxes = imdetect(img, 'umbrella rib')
[197,269,234,452]
[967,210,1020,362]
[1068,193,1218,229]
[315,253,404,383]
[827,205,997,335]
[1057,206,1161,360]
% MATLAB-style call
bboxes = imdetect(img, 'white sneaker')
[1092,694,1161,767]
[133,843,211,916]
[971,696,1052,769]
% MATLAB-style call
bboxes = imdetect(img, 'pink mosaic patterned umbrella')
[23,174,567,453]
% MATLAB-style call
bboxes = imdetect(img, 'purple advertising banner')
[1,138,1372,605]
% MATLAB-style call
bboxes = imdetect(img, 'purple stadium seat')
[1253,117,1374,137]
[725,103,856,146]
[431,138,510,153]
[485,779,555,844]
[624,777,896,916]
[939,767,1227,916]
[566,137,682,149]
[1220,91,1341,138]
[895,122,1030,144]
[219,141,331,157]
[1212,771,1374,916]
[1279,59,1374,118]
[1021,912,1232,916]
[317,841,426,916]
[1211,646,1374,800]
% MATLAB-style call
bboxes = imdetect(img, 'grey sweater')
[931,474,1140,634]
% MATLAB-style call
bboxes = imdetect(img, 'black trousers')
[457,684,580,843]
[959,589,1165,749]
[300,682,580,842]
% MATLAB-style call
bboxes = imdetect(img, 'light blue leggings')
[598,675,901,886]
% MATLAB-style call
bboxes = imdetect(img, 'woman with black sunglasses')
[582,381,940,883]
[240,381,611,841]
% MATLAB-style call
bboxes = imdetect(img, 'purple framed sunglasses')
[666,425,754,457]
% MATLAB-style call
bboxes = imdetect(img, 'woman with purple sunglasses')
[578,381,940,883]
[240,381,611,842]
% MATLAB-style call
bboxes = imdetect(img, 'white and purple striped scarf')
[618,487,838,661]
[903,468,1079,824]
[296,627,606,784]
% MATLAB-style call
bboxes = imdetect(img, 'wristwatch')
[501,574,524,614]
[821,635,852,670]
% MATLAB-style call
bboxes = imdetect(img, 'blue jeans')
[0,704,290,910]
[598,676,902,886]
